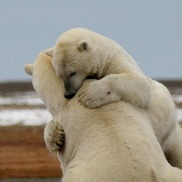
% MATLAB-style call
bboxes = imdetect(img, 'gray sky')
[0,0,182,81]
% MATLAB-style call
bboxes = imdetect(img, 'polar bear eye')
[70,71,76,77]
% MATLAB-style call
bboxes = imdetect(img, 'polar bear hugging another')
[25,52,182,181]
[46,28,182,169]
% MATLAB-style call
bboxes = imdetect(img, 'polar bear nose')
[64,92,75,99]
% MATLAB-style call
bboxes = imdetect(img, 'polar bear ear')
[78,40,90,51]
[24,64,33,76]
[45,47,54,57]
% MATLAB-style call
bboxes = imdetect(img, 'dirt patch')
[0,125,62,179]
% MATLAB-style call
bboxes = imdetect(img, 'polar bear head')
[46,28,107,99]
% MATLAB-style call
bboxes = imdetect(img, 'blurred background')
[0,0,182,181]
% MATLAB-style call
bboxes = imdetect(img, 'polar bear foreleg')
[44,120,65,152]
[78,72,151,109]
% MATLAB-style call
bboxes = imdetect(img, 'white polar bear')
[46,28,151,109]
[24,52,182,181]
[46,28,182,169]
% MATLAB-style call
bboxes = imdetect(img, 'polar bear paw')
[78,80,120,108]
[44,120,65,152]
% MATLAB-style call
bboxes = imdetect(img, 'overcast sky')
[0,0,182,81]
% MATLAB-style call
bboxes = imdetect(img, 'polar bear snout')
[64,81,77,99]
[63,75,85,99]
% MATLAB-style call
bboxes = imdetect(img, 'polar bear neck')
[88,32,142,78]
[93,36,122,78]
[96,42,142,78]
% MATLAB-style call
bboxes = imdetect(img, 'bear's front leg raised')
[78,79,121,108]
[78,72,151,109]
[44,120,65,152]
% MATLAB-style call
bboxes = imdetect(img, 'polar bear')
[24,52,182,181]
[46,28,182,169]
[46,28,151,109]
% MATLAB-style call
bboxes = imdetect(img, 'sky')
[0,0,182,81]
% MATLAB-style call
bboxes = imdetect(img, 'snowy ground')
[0,91,182,126]
[0,92,52,126]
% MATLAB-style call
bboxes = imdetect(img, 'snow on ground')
[0,91,182,126]
[173,94,182,104]
[0,109,52,126]
[0,91,44,105]
[176,108,182,123]
[0,91,51,126]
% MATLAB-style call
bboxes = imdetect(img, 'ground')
[0,81,181,180]
[0,125,62,179]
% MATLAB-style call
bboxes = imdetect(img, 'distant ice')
[0,92,44,106]
[0,92,51,126]
[0,109,52,126]
[173,94,182,104]
[0,91,182,126]
[176,109,182,123]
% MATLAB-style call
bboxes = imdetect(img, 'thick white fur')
[48,28,152,109]
[24,52,182,181]
[46,28,182,168]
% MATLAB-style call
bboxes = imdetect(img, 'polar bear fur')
[24,52,182,181]
[46,28,182,169]
[46,28,151,109]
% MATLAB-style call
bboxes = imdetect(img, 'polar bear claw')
[44,120,64,152]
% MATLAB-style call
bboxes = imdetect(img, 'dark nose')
[64,92,75,99]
